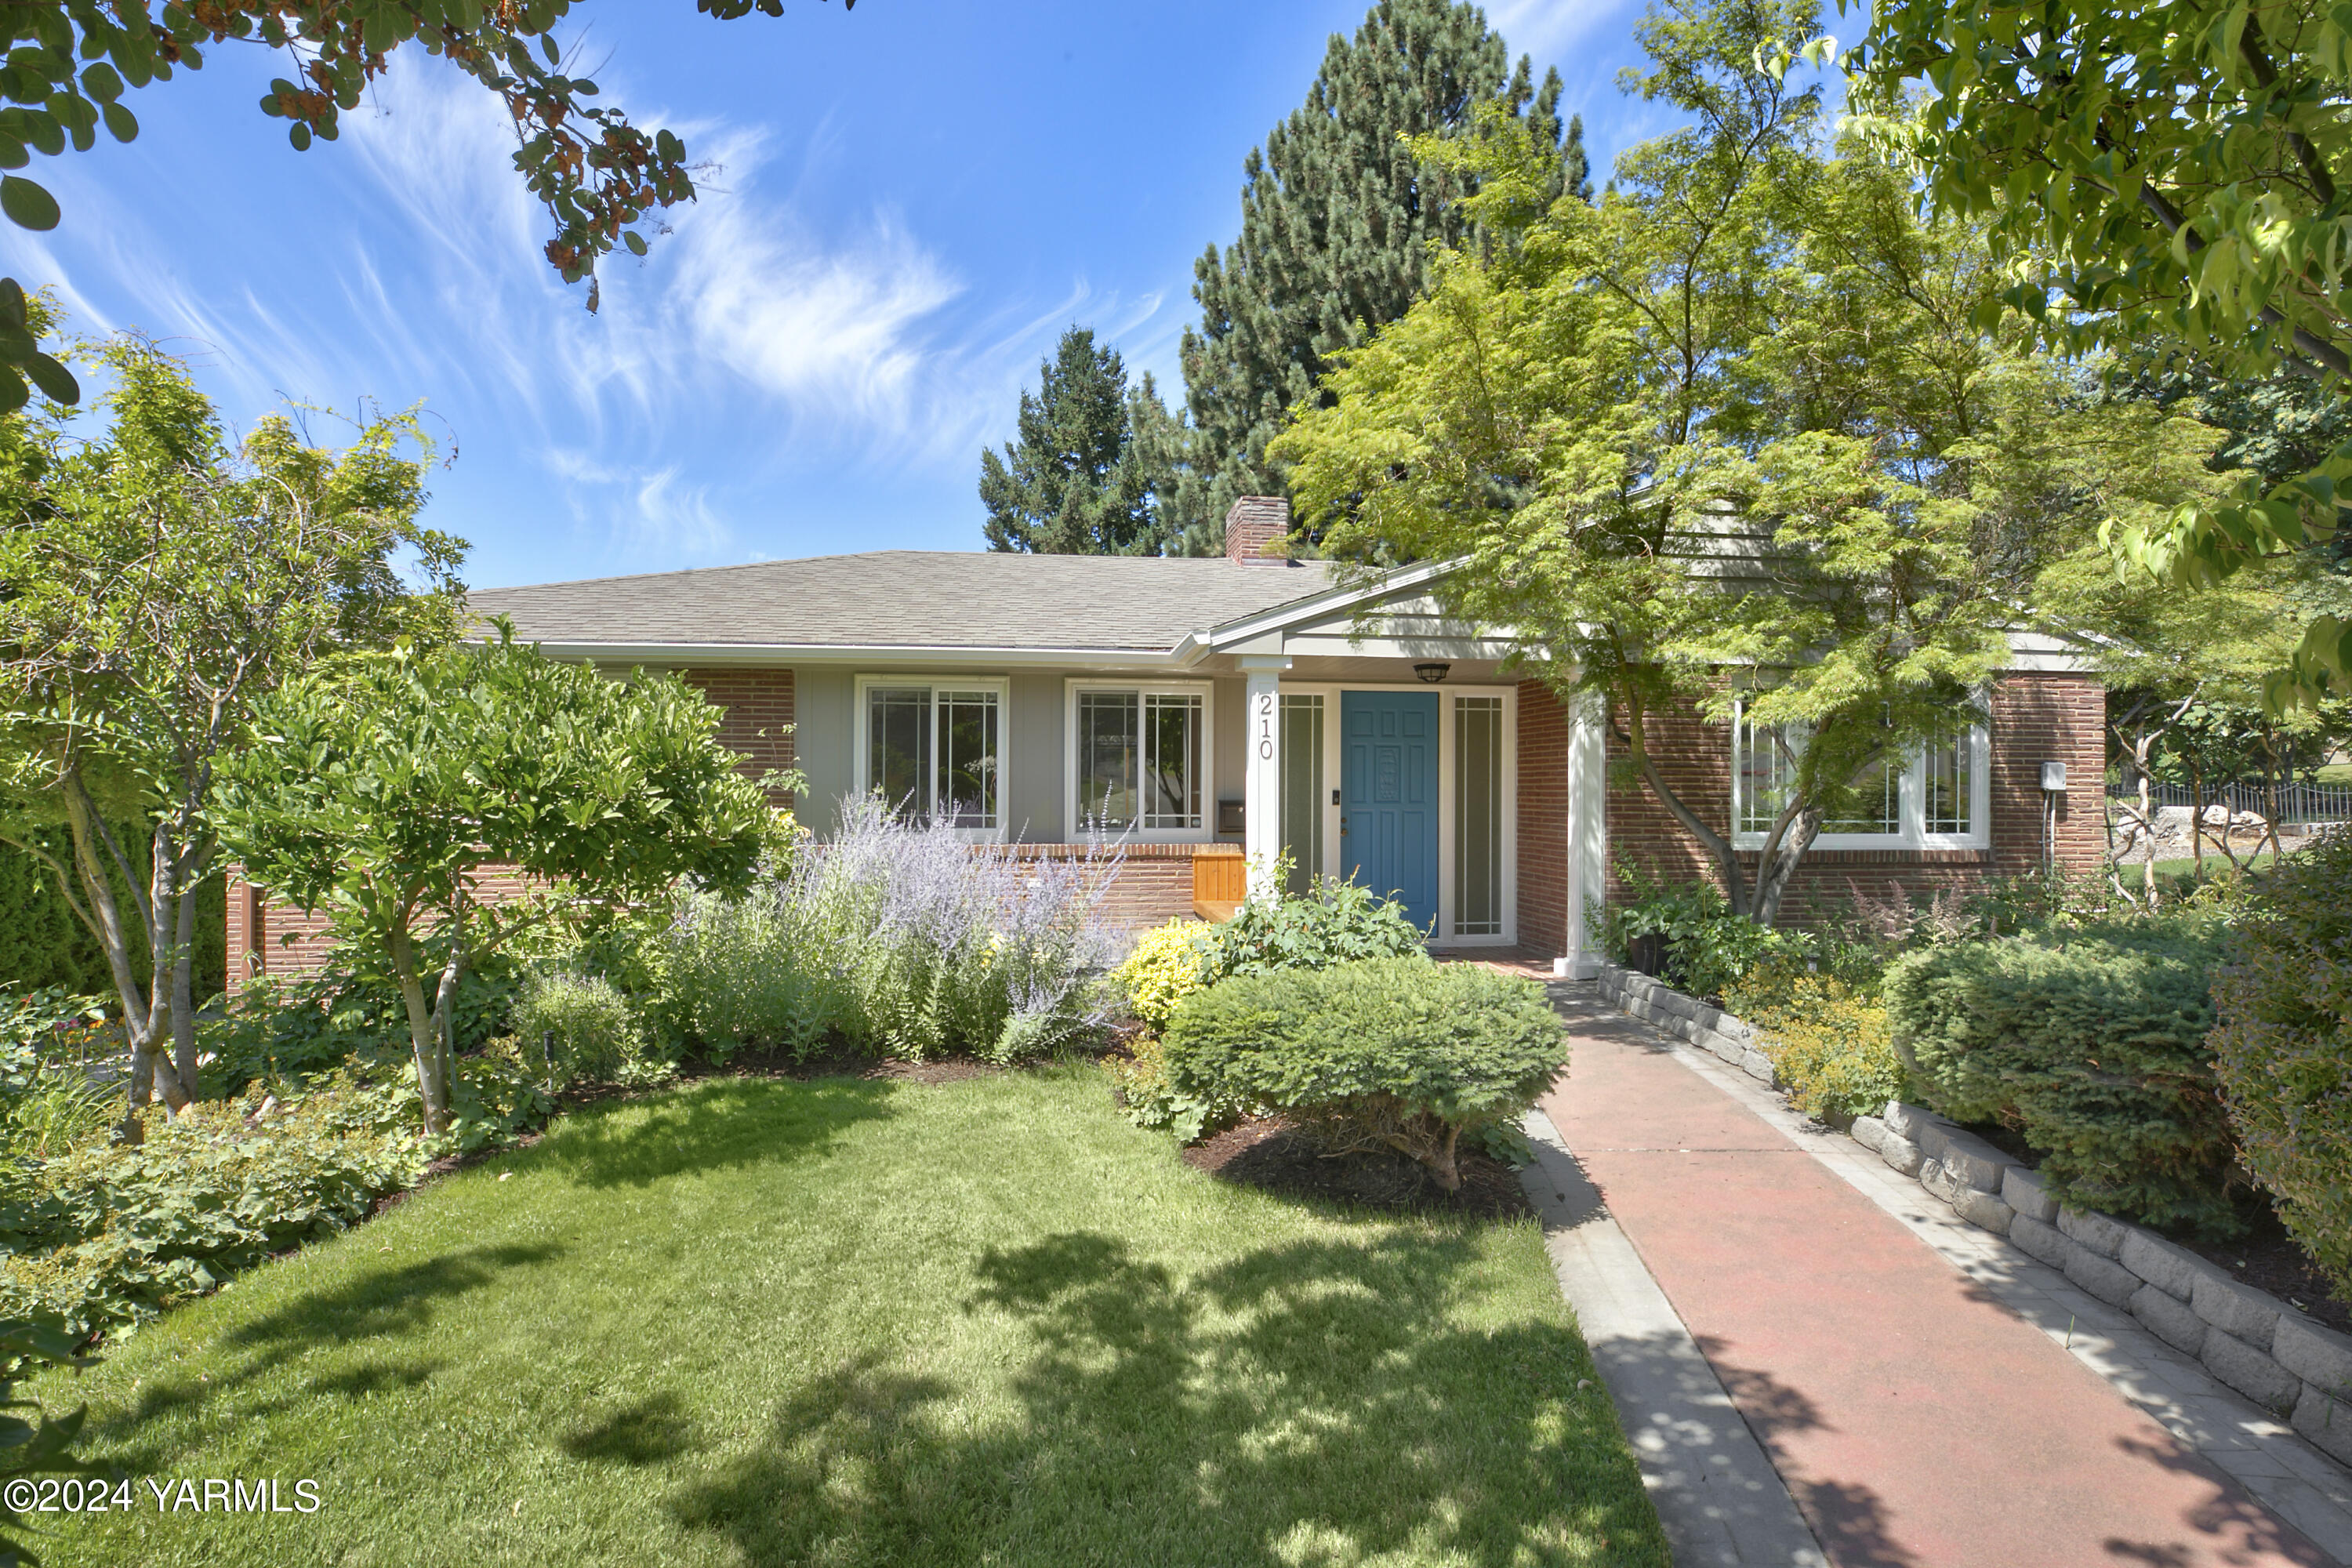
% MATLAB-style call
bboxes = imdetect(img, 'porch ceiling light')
[1414,662,1450,684]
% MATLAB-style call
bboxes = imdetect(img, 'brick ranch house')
[226,498,2105,985]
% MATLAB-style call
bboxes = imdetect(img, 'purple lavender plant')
[663,797,1122,1062]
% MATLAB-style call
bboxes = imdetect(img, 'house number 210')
[1257,692,1275,760]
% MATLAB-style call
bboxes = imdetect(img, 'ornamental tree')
[215,630,771,1135]
[1276,0,2217,925]
[0,332,459,1120]
[1843,0,2352,702]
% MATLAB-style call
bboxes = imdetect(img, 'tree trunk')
[169,877,201,1097]
[387,924,449,1138]
[56,767,190,1120]
[1427,1121,1461,1193]
[1628,746,1753,914]
[2188,759,2208,878]
[1751,804,1823,927]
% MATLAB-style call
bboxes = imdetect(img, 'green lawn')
[26,1064,1663,1567]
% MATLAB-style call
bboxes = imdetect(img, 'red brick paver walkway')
[1540,1000,2332,1568]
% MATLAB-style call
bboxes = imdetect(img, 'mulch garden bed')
[2172,1210,2351,1336]
[1182,1115,1533,1220]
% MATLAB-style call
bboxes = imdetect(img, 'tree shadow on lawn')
[89,1241,564,1470]
[530,1073,898,1189]
[669,1229,1668,1566]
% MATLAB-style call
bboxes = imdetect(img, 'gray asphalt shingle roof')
[466,550,1334,654]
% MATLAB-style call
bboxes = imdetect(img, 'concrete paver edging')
[1515,1105,1831,1567]
[1587,962,2352,1559]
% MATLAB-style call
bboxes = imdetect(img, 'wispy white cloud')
[1488,0,1648,67]
[0,38,1189,573]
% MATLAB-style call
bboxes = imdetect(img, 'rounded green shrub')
[513,971,646,1086]
[2211,833,2352,1298]
[1209,879,1427,978]
[1161,958,1566,1191]
[1882,918,2236,1234]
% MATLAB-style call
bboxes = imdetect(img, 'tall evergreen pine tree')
[980,328,1174,555]
[1176,0,1589,550]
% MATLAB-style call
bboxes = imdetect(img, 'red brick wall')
[679,667,796,804]
[227,866,533,993]
[1516,681,1570,957]
[1601,672,2107,923]
[1007,842,1235,931]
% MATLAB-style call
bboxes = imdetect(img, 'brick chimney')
[1223,495,1292,565]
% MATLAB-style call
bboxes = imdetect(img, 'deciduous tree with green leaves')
[215,630,771,1135]
[1844,0,2352,702]
[0,332,459,1120]
[1277,0,2219,926]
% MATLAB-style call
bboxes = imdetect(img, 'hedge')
[2211,835,2352,1299]
[1882,919,2236,1234]
[1161,957,1566,1191]
[0,824,225,1002]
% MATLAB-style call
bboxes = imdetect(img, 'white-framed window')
[1732,704,1989,850]
[854,676,1008,837]
[1063,681,1213,840]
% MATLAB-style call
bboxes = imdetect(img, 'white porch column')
[1239,656,1289,897]
[1563,691,1609,975]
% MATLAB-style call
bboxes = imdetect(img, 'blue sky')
[2,0,1699,590]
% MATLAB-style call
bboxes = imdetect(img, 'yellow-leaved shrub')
[1726,965,1905,1125]
[1111,919,1214,1026]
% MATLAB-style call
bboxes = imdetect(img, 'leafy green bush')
[1592,869,1790,1002]
[2210,834,2352,1298]
[1162,958,1566,1191]
[201,951,528,1098]
[1209,878,1427,979]
[1111,920,1216,1026]
[0,822,227,1001]
[1883,919,2236,1234]
[0,1045,550,1340]
[1726,963,1907,1123]
[1102,1031,1240,1143]
[512,971,655,1087]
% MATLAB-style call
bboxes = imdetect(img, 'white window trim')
[1279,681,1518,948]
[1062,678,1218,844]
[1730,700,1991,851]
[853,674,1012,843]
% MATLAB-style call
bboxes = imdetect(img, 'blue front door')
[1341,691,1439,935]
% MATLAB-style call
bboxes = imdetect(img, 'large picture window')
[1070,685,1207,836]
[1733,706,1987,849]
[860,680,1002,832]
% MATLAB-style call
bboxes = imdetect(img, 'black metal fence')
[2108,781,2352,825]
